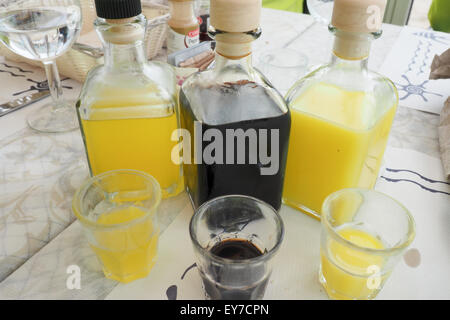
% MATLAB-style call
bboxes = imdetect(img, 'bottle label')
[167,27,200,54]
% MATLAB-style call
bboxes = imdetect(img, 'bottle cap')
[210,0,261,33]
[331,0,387,33]
[95,0,142,20]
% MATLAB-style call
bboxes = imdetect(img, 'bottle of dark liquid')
[179,0,291,210]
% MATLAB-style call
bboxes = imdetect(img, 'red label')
[188,29,200,37]
[197,16,203,25]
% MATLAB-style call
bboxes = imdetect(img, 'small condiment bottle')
[196,0,211,42]
[167,0,200,54]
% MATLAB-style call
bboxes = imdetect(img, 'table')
[0,9,447,300]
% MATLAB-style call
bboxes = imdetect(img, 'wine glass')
[0,0,82,133]
[306,0,334,26]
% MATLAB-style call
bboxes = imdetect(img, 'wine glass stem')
[43,60,64,108]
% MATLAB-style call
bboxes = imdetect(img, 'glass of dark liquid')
[189,195,284,300]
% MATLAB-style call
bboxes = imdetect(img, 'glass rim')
[258,48,309,69]
[321,188,416,255]
[189,195,284,266]
[72,169,162,231]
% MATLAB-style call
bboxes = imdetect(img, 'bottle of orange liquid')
[77,0,183,199]
[283,0,398,219]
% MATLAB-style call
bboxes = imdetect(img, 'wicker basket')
[143,2,170,60]
[0,1,169,83]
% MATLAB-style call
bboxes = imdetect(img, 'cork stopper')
[102,23,144,44]
[210,0,261,33]
[331,0,387,33]
[99,17,146,45]
[210,0,261,59]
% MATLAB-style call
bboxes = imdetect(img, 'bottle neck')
[104,41,146,70]
[215,40,253,60]
[211,28,260,61]
[169,0,197,28]
[331,29,373,63]
[95,16,147,71]
[330,51,369,73]
[214,51,253,73]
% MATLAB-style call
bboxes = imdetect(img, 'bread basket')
[0,0,170,83]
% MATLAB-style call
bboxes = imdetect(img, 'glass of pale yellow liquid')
[72,169,161,283]
[319,189,416,300]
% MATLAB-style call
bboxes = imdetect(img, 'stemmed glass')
[0,0,82,133]
[306,0,334,26]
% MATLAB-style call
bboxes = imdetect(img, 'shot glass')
[72,169,161,283]
[319,188,416,300]
[189,195,284,300]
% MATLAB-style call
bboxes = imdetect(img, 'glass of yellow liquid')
[319,189,416,300]
[72,169,161,283]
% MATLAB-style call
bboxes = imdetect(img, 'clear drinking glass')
[0,0,82,133]
[190,195,284,300]
[259,48,308,94]
[319,188,416,300]
[72,169,161,283]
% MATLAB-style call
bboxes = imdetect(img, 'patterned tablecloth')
[0,10,448,299]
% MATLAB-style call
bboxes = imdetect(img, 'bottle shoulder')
[180,67,289,125]
[287,63,398,106]
[286,64,398,131]
[77,62,177,120]
[182,65,284,98]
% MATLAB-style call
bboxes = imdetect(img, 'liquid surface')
[210,239,263,260]
[0,8,80,61]
[180,82,290,210]
[90,206,158,283]
[79,85,183,199]
[185,81,287,125]
[201,239,268,300]
[320,226,387,300]
[283,82,396,216]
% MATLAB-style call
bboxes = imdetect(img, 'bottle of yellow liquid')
[283,0,397,218]
[77,0,183,199]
